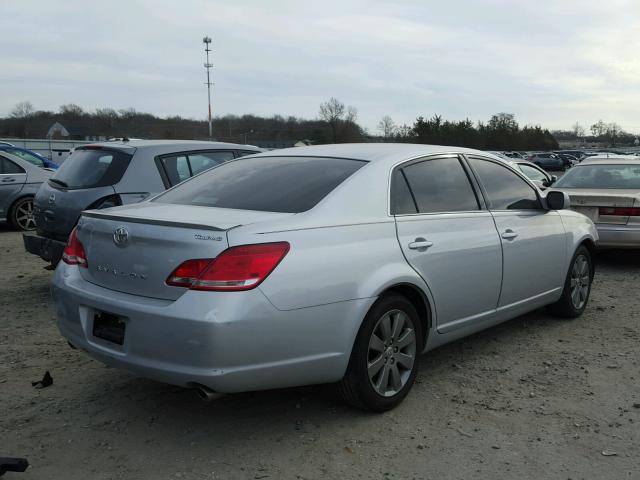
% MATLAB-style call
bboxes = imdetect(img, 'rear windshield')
[153,156,366,213]
[554,164,640,189]
[50,148,132,189]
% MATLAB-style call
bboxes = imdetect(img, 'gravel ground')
[1,224,639,480]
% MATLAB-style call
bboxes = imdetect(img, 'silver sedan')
[0,151,52,230]
[552,156,640,248]
[51,144,598,411]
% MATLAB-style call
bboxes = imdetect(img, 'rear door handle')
[501,229,518,240]
[1,177,16,183]
[408,238,434,250]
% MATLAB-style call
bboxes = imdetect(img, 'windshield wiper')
[48,178,69,189]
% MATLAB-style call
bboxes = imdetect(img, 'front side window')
[0,156,26,174]
[394,157,479,214]
[470,157,541,210]
[154,156,365,213]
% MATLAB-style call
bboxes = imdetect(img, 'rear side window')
[51,148,132,189]
[238,150,259,157]
[160,150,236,186]
[154,156,365,213]
[393,157,479,214]
[469,157,541,210]
[6,148,44,168]
[0,156,25,174]
[391,170,418,214]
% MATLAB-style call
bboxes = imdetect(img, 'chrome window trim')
[387,153,485,217]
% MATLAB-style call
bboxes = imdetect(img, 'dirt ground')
[1,224,639,480]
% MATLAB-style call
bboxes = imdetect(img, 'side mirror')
[550,175,557,183]
[546,191,570,210]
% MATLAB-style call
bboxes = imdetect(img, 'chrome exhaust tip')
[193,385,223,402]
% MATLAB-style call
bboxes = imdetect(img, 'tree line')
[2,99,560,150]
[552,121,638,147]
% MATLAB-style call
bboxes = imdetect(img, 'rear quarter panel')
[228,221,429,312]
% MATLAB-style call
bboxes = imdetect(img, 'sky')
[1,0,640,133]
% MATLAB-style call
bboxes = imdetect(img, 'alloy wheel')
[15,199,36,230]
[570,254,590,310]
[367,309,417,397]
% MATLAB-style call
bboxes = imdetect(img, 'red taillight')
[599,207,640,216]
[166,242,290,291]
[62,227,88,267]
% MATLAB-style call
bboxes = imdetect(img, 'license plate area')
[93,311,126,345]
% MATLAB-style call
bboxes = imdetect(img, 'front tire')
[338,294,423,412]
[549,246,593,318]
[9,197,36,231]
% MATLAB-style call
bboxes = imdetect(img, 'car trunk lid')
[561,189,640,225]
[75,203,293,300]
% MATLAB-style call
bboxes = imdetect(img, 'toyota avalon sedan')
[551,156,640,248]
[51,144,598,411]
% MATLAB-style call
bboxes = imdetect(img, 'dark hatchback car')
[527,153,566,171]
[23,140,262,264]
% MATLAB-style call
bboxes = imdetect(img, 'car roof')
[579,156,640,165]
[255,143,495,165]
[87,139,261,151]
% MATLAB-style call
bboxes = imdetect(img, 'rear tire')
[9,197,36,231]
[338,294,423,412]
[549,246,593,318]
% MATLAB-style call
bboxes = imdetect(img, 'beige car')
[552,156,640,248]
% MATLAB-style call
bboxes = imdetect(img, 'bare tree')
[59,104,84,116]
[345,106,358,123]
[319,97,346,143]
[606,122,621,147]
[10,101,34,118]
[590,120,606,137]
[378,115,397,138]
[572,122,585,139]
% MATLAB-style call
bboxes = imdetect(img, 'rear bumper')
[50,263,373,393]
[596,224,640,248]
[23,233,66,263]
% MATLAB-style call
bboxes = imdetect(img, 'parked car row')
[42,143,600,411]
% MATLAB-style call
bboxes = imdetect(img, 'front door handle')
[408,238,434,250]
[501,229,518,240]
[1,177,16,183]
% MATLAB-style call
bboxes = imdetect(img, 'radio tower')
[202,36,213,139]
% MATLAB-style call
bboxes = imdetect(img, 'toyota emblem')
[113,226,129,247]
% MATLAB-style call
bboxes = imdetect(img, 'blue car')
[0,145,59,169]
